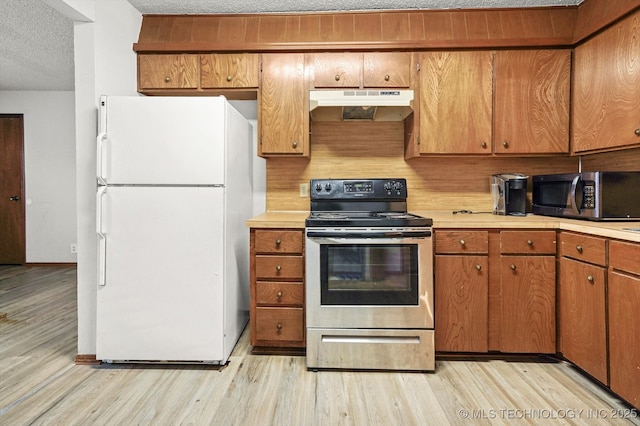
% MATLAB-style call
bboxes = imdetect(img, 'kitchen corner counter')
[415,211,640,243]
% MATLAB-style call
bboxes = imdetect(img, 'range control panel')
[310,178,407,200]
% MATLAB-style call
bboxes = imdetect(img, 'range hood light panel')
[309,90,414,122]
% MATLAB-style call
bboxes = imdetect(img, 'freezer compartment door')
[96,186,230,362]
[99,96,228,185]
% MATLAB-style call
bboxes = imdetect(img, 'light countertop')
[247,211,640,243]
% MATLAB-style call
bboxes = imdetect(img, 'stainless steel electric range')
[305,178,435,372]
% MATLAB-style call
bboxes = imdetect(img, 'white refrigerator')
[95,95,252,364]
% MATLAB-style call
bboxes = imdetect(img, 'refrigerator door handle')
[96,186,107,286]
[96,132,107,186]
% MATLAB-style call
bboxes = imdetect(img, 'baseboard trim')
[25,263,77,268]
[75,354,100,365]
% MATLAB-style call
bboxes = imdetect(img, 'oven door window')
[320,244,419,305]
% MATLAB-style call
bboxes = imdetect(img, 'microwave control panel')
[583,182,595,209]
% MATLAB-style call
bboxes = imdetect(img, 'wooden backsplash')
[265,121,588,212]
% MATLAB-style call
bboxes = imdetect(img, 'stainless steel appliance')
[305,178,434,371]
[491,173,528,216]
[532,171,640,221]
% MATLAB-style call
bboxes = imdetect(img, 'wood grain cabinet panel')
[250,228,305,351]
[494,49,570,154]
[500,255,556,353]
[573,10,640,153]
[559,231,607,266]
[559,256,608,384]
[363,52,412,88]
[259,53,308,156]
[200,53,259,88]
[435,231,489,254]
[435,255,489,352]
[608,270,640,408]
[500,230,557,254]
[138,54,198,90]
[417,51,493,155]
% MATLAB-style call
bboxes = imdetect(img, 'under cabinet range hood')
[309,89,414,122]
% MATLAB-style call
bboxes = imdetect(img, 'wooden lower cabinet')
[499,231,556,353]
[250,228,305,352]
[559,256,608,384]
[608,240,640,407]
[435,229,556,354]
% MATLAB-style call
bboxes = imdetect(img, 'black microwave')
[532,171,640,221]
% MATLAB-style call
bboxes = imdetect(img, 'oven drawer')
[254,230,303,254]
[255,307,304,342]
[500,230,556,254]
[435,231,488,254]
[255,281,304,306]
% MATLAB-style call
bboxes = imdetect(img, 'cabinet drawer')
[610,240,640,275]
[255,307,304,342]
[256,281,304,306]
[559,232,607,266]
[255,255,303,279]
[500,230,556,254]
[254,230,303,254]
[435,231,488,254]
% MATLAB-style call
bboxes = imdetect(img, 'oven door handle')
[306,230,431,239]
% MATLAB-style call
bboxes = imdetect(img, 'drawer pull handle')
[576,245,583,253]
[481,142,487,149]
[226,75,232,82]
[276,323,283,330]
[292,141,298,149]
[335,74,340,81]
[460,239,466,246]
[384,74,390,81]
[502,141,509,148]
[275,239,281,246]
[587,275,594,283]
[276,265,282,272]
[635,128,640,136]
[527,240,533,246]
[510,264,517,271]
[277,291,283,298]
[475,264,482,271]
[164,76,171,82]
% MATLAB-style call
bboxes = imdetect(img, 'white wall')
[72,0,142,355]
[0,91,77,262]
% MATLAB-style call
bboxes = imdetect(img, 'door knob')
[9,195,20,201]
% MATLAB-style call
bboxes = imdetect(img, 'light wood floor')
[1,265,638,425]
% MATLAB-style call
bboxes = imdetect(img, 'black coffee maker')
[491,173,528,216]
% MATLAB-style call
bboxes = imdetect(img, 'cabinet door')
[138,54,198,90]
[418,51,493,154]
[363,52,411,88]
[559,257,608,384]
[500,256,556,353]
[308,53,362,88]
[435,255,488,352]
[494,50,570,154]
[200,53,259,88]
[259,54,308,156]
[608,271,640,408]
[573,11,640,153]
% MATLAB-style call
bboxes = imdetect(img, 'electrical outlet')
[299,183,309,197]
[70,244,77,254]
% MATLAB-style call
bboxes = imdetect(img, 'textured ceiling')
[0,0,583,91]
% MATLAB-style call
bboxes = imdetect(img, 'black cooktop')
[306,178,432,228]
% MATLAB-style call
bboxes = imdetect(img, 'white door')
[96,186,226,362]
[98,96,226,185]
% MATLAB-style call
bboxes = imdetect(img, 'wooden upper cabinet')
[308,52,411,89]
[200,53,259,88]
[308,53,362,88]
[573,10,640,153]
[494,49,570,155]
[259,53,308,157]
[417,51,493,155]
[138,54,198,90]
[363,52,412,88]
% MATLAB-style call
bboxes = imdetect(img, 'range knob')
[324,183,332,191]
[315,182,323,192]
[384,182,392,190]
[394,181,403,190]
